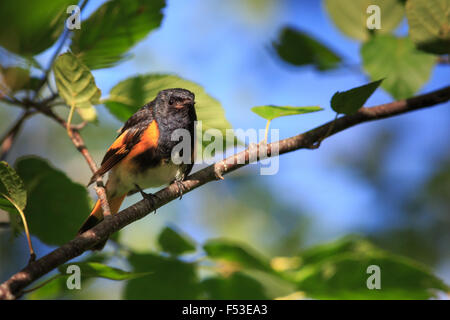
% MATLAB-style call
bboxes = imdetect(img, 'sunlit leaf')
[406,0,450,54]
[71,0,165,69]
[251,105,323,121]
[53,52,101,122]
[158,226,196,255]
[15,156,91,246]
[273,26,341,70]
[324,0,404,41]
[361,35,435,99]
[0,161,26,211]
[331,79,383,115]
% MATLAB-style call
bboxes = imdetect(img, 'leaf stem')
[264,119,272,143]
[3,194,36,262]
[66,103,76,138]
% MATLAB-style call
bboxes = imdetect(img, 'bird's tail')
[77,194,126,250]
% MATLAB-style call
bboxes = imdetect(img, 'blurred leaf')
[361,35,435,99]
[20,76,42,93]
[0,0,72,56]
[71,0,165,69]
[58,262,149,281]
[296,253,448,299]
[0,66,30,93]
[158,226,196,255]
[406,0,450,54]
[273,26,341,70]
[15,156,91,246]
[298,235,378,266]
[203,239,273,273]
[251,105,323,120]
[76,106,98,123]
[28,254,111,299]
[124,253,201,299]
[0,161,26,211]
[202,272,269,299]
[293,236,449,299]
[27,275,68,300]
[105,74,233,148]
[53,52,101,122]
[324,0,404,41]
[331,79,383,115]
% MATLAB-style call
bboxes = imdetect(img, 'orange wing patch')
[87,129,135,186]
[126,120,159,159]
[108,130,128,150]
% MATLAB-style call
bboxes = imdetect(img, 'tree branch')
[0,86,449,300]
[31,105,112,218]
[0,110,36,160]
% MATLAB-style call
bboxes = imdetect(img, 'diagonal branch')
[32,105,111,218]
[0,110,36,160]
[0,85,449,300]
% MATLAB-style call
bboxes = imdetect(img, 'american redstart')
[78,88,197,250]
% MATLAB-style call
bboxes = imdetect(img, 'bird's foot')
[135,184,159,214]
[174,180,186,200]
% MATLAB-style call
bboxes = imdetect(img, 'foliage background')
[0,0,449,299]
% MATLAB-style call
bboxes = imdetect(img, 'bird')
[77,88,197,250]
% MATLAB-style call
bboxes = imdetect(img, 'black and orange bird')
[78,88,197,250]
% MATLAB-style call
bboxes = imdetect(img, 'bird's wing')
[87,127,142,186]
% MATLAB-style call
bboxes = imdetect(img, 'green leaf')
[330,79,383,115]
[105,74,233,148]
[406,0,450,54]
[0,161,26,211]
[71,0,165,69]
[272,26,341,70]
[53,52,101,122]
[361,35,435,100]
[0,66,30,93]
[202,272,269,299]
[15,156,91,246]
[124,253,201,299]
[298,235,378,265]
[158,226,196,255]
[27,275,68,300]
[58,262,150,281]
[296,253,448,299]
[76,106,98,123]
[251,105,323,121]
[0,0,72,56]
[203,239,273,273]
[293,237,449,299]
[28,254,110,299]
[324,0,404,41]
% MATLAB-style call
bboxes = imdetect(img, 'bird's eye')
[169,98,175,105]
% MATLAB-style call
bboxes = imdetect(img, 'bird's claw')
[135,184,159,214]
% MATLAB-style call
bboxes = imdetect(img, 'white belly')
[107,162,182,197]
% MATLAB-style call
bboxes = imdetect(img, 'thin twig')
[0,110,36,160]
[1,85,449,300]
